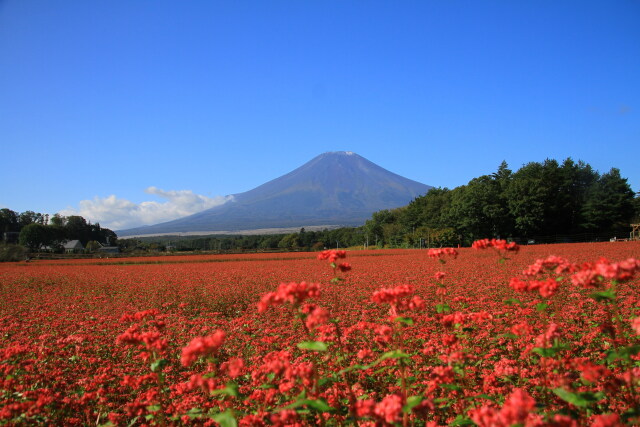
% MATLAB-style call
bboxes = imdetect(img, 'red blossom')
[180,330,225,367]
[522,255,574,276]
[356,399,375,417]
[257,281,321,312]
[221,357,245,379]
[374,394,403,424]
[571,257,640,287]
[336,262,352,272]
[590,413,623,427]
[509,277,559,298]
[631,317,640,335]
[301,304,330,329]
[469,388,536,427]
[472,238,520,253]
[372,284,425,317]
[317,249,347,263]
[427,247,458,259]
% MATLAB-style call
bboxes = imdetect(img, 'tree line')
[363,159,639,247]
[119,227,369,253]
[0,209,117,251]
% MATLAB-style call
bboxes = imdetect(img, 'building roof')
[63,240,84,250]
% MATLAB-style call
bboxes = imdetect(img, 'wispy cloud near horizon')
[60,187,233,230]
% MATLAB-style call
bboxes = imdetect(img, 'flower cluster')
[469,388,537,427]
[509,277,560,298]
[522,255,574,276]
[427,247,458,259]
[372,284,425,317]
[570,257,640,287]
[300,304,330,330]
[116,310,169,360]
[317,249,347,263]
[471,238,520,252]
[356,394,405,424]
[180,330,226,367]
[317,249,351,276]
[257,281,321,312]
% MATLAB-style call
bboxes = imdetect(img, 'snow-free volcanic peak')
[118,152,432,236]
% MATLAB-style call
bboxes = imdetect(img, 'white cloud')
[60,187,233,230]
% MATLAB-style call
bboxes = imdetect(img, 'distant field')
[1,242,639,425]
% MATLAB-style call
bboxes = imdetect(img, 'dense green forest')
[0,209,117,251]
[362,159,638,247]
[118,226,369,253]
[122,158,639,252]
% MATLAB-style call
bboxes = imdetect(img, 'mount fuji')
[118,152,432,236]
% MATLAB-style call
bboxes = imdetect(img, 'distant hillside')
[118,152,432,236]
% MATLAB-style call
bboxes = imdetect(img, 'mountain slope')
[118,152,432,236]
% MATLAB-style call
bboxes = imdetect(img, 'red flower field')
[1,242,639,426]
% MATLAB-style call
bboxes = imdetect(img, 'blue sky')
[1,1,638,230]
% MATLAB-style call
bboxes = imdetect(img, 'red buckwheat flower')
[257,281,321,312]
[181,330,226,367]
[428,248,458,259]
[317,249,347,263]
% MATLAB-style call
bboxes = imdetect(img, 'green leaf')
[284,398,334,412]
[532,347,559,358]
[589,290,617,302]
[318,377,335,388]
[150,358,168,372]
[503,298,522,306]
[532,340,568,358]
[499,333,518,339]
[450,415,475,426]
[186,407,203,419]
[211,409,237,427]
[469,394,496,401]
[440,383,462,391]
[306,399,334,412]
[553,388,603,408]
[436,303,451,314]
[535,303,549,312]
[379,350,410,361]
[622,407,640,422]
[338,363,367,375]
[402,395,423,413]
[606,345,640,362]
[297,341,328,352]
[146,405,161,413]
[394,316,414,326]
[338,350,410,375]
[211,382,239,398]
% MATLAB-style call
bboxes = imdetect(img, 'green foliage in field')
[365,159,636,246]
